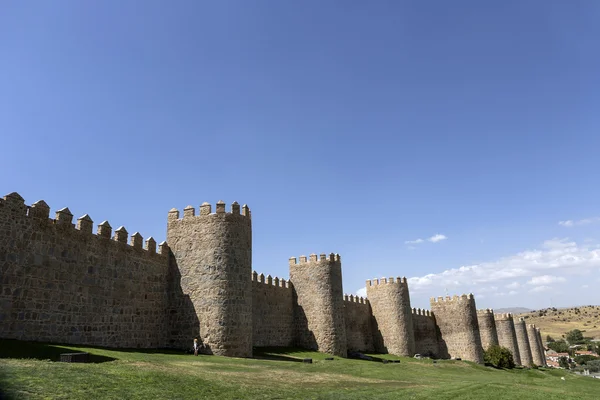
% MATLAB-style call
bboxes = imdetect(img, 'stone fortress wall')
[251,272,294,348]
[515,317,534,367]
[366,277,415,356]
[430,294,484,364]
[495,313,522,366]
[0,193,170,348]
[411,308,439,358]
[0,192,547,366]
[343,294,374,352]
[289,254,347,357]
[527,323,545,366]
[476,309,499,350]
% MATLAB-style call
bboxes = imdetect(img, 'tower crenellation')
[76,214,93,234]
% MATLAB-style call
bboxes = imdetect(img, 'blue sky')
[2,1,600,310]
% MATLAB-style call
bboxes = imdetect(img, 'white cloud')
[428,234,447,243]
[356,287,367,298]
[405,234,447,245]
[529,285,552,293]
[559,217,600,227]
[508,290,518,295]
[506,282,521,289]
[582,284,589,289]
[407,238,600,296]
[527,275,566,285]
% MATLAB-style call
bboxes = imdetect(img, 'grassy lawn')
[1,340,598,399]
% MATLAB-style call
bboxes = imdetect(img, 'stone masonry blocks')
[527,324,544,367]
[2,190,546,363]
[514,318,534,367]
[430,295,484,364]
[477,309,499,351]
[166,202,252,357]
[494,313,521,366]
[289,254,347,357]
[367,277,415,357]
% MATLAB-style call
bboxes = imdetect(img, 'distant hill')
[494,307,532,314]
[514,305,600,340]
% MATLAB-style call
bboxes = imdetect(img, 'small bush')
[484,345,515,369]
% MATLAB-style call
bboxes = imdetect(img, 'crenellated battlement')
[430,293,474,303]
[252,271,292,289]
[366,276,408,287]
[1,192,169,257]
[477,308,494,315]
[494,313,514,320]
[343,294,369,304]
[412,307,434,317]
[288,253,341,266]
[168,201,251,221]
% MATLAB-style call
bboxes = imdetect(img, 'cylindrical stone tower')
[477,309,499,351]
[527,324,544,366]
[167,201,252,357]
[289,253,347,357]
[367,277,415,356]
[430,294,484,363]
[536,328,547,366]
[494,313,521,366]
[514,318,534,367]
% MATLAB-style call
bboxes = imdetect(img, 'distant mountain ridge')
[493,307,532,314]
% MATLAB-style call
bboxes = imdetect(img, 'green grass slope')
[1,340,598,399]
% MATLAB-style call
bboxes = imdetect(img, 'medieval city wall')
[527,323,544,366]
[288,254,347,357]
[494,313,521,366]
[536,327,547,366]
[430,294,484,363]
[0,193,170,348]
[367,277,415,356]
[166,202,253,357]
[411,308,439,358]
[477,309,499,351]
[514,318,533,367]
[251,272,294,347]
[343,295,374,352]
[1,190,548,361]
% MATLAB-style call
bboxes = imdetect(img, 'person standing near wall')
[193,338,199,356]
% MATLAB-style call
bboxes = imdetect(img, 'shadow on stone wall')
[292,300,317,351]
[371,316,387,354]
[436,325,449,359]
[166,253,201,352]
